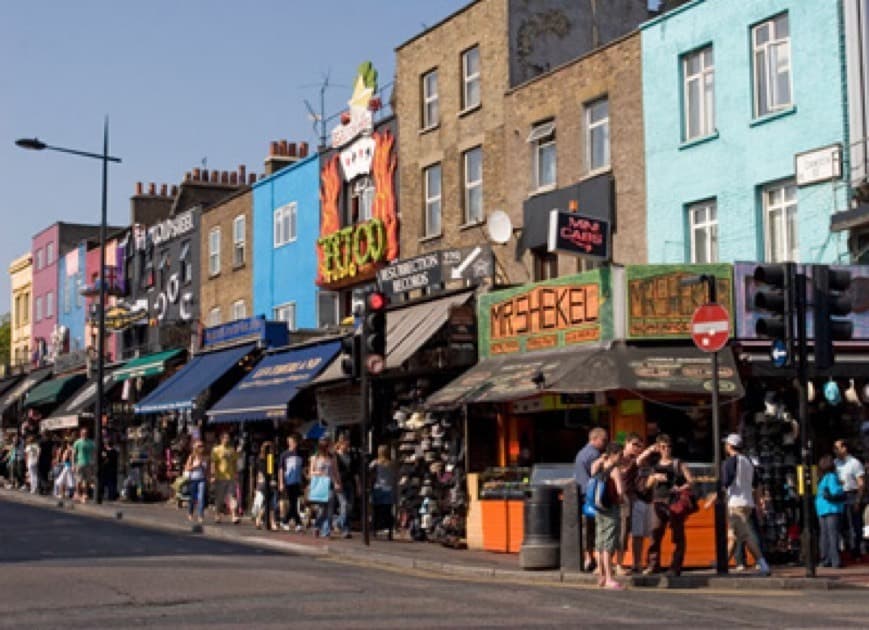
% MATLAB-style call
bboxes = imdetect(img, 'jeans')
[314,492,335,536]
[28,464,39,494]
[282,484,301,525]
[188,480,207,519]
[820,513,842,567]
[336,487,353,534]
[647,501,686,573]
[842,492,862,557]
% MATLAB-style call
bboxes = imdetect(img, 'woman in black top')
[637,434,694,576]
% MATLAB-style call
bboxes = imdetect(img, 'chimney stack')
[264,139,305,175]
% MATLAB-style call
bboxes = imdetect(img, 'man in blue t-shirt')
[575,427,607,571]
[279,434,305,531]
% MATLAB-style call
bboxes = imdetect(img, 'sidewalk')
[3,488,867,591]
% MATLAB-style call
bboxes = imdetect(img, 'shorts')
[595,506,621,553]
[631,500,652,538]
[74,464,95,484]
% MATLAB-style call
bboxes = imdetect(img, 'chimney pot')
[160,183,168,196]
[279,140,288,156]
[270,141,279,156]
[193,167,201,180]
[148,182,156,195]
[221,171,229,184]
[288,142,297,157]
[248,173,256,185]
[135,182,143,195]
[230,172,238,185]
[210,170,219,183]
[299,142,309,157]
[171,185,178,196]
[239,165,247,181]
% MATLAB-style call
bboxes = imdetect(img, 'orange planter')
[481,500,509,552]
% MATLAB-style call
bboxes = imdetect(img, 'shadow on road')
[0,500,282,564]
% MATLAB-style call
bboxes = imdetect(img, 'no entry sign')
[690,303,730,353]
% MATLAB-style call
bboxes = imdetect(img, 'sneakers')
[757,559,771,577]
[734,564,746,572]
[642,566,659,576]
[280,523,291,531]
[295,524,303,533]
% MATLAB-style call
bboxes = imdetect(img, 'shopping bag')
[307,476,331,504]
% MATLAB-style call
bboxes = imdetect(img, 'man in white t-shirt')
[834,439,865,559]
[722,433,770,576]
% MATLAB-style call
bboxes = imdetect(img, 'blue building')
[252,153,332,330]
[642,0,850,265]
[56,241,87,353]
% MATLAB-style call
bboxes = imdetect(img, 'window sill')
[581,166,613,180]
[209,272,221,279]
[749,105,797,128]
[459,220,485,231]
[418,233,443,244]
[679,131,719,150]
[527,185,557,198]
[458,104,481,118]
[419,124,440,136]
[232,262,246,272]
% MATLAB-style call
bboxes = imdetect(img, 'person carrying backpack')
[590,442,625,589]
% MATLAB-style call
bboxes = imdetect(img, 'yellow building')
[9,252,33,369]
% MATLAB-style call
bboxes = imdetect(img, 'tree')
[0,313,10,369]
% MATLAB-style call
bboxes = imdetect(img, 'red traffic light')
[367,291,387,311]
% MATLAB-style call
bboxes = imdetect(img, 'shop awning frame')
[23,372,88,409]
[134,343,256,414]
[0,368,52,416]
[41,370,120,431]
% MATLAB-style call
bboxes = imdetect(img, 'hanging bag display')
[307,475,331,504]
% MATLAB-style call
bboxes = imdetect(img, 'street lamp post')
[16,119,121,504]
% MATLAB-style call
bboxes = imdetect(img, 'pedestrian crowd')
[575,428,866,589]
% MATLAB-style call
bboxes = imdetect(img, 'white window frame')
[273,302,297,332]
[63,277,72,314]
[45,242,54,265]
[463,147,483,224]
[585,98,610,173]
[317,291,340,328]
[35,296,43,322]
[422,69,439,129]
[273,202,297,248]
[687,200,718,263]
[461,46,481,111]
[232,215,245,267]
[208,307,221,327]
[423,163,442,238]
[35,249,43,271]
[232,300,246,321]
[683,46,715,140]
[208,227,221,276]
[763,180,798,262]
[528,121,557,192]
[752,13,792,118]
[46,291,54,318]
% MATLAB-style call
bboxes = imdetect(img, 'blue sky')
[0,0,468,313]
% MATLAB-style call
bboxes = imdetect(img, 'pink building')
[84,233,126,363]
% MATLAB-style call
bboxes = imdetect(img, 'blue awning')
[134,343,256,414]
[207,340,340,424]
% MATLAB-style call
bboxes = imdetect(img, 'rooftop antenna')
[301,69,347,150]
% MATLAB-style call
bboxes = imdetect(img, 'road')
[0,500,865,629]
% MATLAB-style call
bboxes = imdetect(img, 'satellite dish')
[486,210,513,244]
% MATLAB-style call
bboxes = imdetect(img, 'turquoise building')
[252,154,331,330]
[642,0,850,265]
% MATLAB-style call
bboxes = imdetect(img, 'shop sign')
[626,264,733,339]
[318,218,387,285]
[339,137,375,181]
[377,253,442,297]
[547,211,610,261]
[619,350,740,395]
[330,61,378,149]
[238,355,327,390]
[441,245,494,283]
[148,209,195,246]
[477,269,614,358]
[733,262,869,339]
[203,317,265,348]
[104,303,147,332]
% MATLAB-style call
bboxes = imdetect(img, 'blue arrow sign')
[770,338,789,368]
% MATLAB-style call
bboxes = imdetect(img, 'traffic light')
[340,333,360,379]
[753,264,795,360]
[813,265,853,370]
[363,290,388,375]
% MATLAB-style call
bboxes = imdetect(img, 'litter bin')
[519,484,561,569]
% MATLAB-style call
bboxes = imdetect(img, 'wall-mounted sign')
[104,304,147,332]
[148,209,195,246]
[441,245,494,283]
[340,137,375,181]
[202,317,289,349]
[477,269,614,358]
[626,264,733,339]
[548,210,610,260]
[795,144,842,187]
[377,253,442,297]
[331,61,378,150]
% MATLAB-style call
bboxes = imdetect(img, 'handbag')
[668,487,698,517]
[307,475,331,504]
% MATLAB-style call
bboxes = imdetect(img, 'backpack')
[584,470,611,513]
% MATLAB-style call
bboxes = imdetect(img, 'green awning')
[113,348,185,381]
[23,373,88,409]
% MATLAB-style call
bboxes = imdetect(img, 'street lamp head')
[15,138,47,151]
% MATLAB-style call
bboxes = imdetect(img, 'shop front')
[0,368,52,429]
